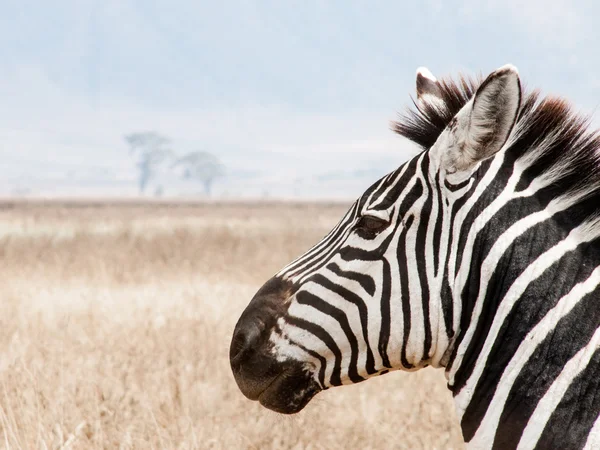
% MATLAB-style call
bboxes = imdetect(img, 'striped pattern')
[261,69,600,448]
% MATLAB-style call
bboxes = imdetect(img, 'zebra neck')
[437,182,600,444]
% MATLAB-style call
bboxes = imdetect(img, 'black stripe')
[378,258,392,368]
[432,172,444,276]
[447,181,566,377]
[274,323,328,389]
[326,262,376,296]
[286,315,344,386]
[398,215,415,368]
[376,157,420,210]
[444,176,471,192]
[440,229,455,339]
[493,277,600,448]
[488,246,600,449]
[449,181,476,247]
[309,273,377,375]
[453,193,551,363]
[285,202,360,276]
[338,243,385,263]
[289,224,355,279]
[296,291,365,383]
[453,158,505,279]
[460,241,600,442]
[416,159,433,358]
[534,346,600,450]
[451,204,586,394]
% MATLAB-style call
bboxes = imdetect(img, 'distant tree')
[172,151,225,195]
[124,132,173,194]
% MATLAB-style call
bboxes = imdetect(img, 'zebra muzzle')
[230,277,320,414]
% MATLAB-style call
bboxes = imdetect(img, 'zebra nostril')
[230,321,262,363]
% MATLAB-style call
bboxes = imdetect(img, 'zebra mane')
[393,73,600,197]
[393,74,481,149]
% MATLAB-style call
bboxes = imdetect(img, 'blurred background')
[1,1,599,449]
[2,0,599,200]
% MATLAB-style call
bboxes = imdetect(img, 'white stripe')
[304,280,368,376]
[467,266,600,448]
[385,225,406,369]
[454,217,600,416]
[450,144,586,364]
[279,206,355,277]
[517,324,600,449]
[284,298,353,384]
[285,218,356,282]
[269,324,326,387]
[446,152,508,334]
[404,170,429,365]
[449,192,592,385]
[424,171,445,365]
[367,155,413,210]
[294,228,355,284]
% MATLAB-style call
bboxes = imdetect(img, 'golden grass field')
[0,201,463,449]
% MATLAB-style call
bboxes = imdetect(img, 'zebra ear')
[416,67,443,109]
[448,64,521,172]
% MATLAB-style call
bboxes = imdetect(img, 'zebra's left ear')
[416,67,443,109]
[447,64,521,173]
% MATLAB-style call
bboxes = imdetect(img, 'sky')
[1,0,599,198]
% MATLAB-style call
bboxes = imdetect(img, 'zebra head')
[230,65,521,414]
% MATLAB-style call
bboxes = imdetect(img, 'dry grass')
[0,201,464,449]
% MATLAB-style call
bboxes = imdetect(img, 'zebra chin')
[232,358,321,414]
[230,277,322,414]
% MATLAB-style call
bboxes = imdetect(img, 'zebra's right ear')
[444,64,521,174]
[416,67,443,109]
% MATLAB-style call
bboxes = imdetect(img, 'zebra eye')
[355,215,388,235]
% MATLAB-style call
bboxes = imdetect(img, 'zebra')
[230,64,600,449]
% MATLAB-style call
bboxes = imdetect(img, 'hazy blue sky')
[1,0,599,197]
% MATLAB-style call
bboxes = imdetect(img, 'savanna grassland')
[0,201,463,449]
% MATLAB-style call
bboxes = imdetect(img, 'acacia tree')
[124,132,173,194]
[172,151,225,195]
